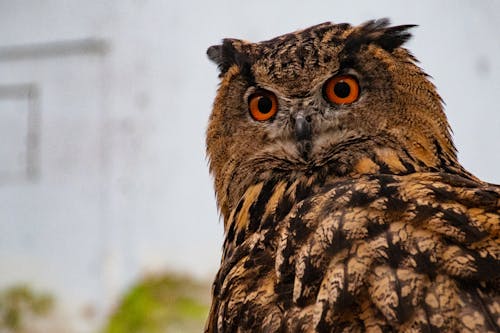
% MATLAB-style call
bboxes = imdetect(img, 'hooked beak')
[295,115,312,141]
[294,114,312,160]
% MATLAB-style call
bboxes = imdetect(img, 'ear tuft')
[207,39,255,81]
[207,39,241,76]
[207,44,223,64]
[376,23,417,51]
[343,18,417,55]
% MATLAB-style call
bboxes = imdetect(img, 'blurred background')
[0,0,499,332]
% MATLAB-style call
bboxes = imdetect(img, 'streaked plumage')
[205,19,500,332]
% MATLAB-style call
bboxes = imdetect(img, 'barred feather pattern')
[207,172,500,332]
[205,19,500,333]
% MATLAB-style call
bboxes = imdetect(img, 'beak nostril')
[305,115,312,123]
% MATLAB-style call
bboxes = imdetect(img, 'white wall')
[0,0,499,331]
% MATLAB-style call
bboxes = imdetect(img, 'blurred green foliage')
[104,273,210,333]
[0,285,54,332]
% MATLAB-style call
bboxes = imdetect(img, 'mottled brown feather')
[205,19,500,332]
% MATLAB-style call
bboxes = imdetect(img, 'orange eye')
[248,90,278,121]
[323,75,360,105]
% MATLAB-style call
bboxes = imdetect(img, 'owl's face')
[207,20,457,218]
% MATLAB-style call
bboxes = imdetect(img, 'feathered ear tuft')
[207,39,234,74]
[343,18,417,55]
[206,44,224,67]
[207,39,252,78]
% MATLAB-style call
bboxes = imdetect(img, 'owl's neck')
[216,134,471,227]
[217,136,475,261]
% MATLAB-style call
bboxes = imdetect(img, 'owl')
[205,19,500,332]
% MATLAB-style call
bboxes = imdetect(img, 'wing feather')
[206,173,500,332]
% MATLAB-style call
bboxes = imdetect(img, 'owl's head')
[207,19,458,219]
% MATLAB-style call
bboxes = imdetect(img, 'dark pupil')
[334,81,350,98]
[257,96,273,114]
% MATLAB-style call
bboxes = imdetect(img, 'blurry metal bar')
[0,83,40,181]
[0,83,36,98]
[0,38,109,61]
[26,84,40,180]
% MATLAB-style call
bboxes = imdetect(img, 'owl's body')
[205,20,500,332]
